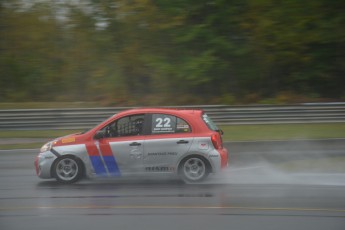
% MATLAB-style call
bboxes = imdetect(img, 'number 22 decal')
[156,117,171,128]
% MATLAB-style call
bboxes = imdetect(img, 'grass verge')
[220,123,345,141]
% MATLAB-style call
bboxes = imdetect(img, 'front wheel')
[53,156,83,183]
[179,156,210,183]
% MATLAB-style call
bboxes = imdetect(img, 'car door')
[97,114,147,175]
[143,113,194,173]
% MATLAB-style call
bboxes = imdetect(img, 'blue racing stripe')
[89,156,107,175]
[103,156,121,176]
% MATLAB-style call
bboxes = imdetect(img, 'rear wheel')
[179,156,210,183]
[53,156,83,183]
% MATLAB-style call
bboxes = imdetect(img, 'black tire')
[179,156,210,183]
[53,156,84,184]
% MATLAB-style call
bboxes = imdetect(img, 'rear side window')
[176,117,191,133]
[202,114,219,131]
[151,114,191,134]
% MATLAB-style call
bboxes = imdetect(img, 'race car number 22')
[155,117,171,128]
[152,114,175,133]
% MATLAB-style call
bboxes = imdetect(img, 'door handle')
[129,142,142,146]
[177,140,189,144]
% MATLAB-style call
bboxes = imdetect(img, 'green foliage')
[0,0,344,105]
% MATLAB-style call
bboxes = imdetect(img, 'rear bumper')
[218,147,229,169]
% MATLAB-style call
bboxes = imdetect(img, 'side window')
[103,114,145,137]
[176,118,191,133]
[151,114,191,134]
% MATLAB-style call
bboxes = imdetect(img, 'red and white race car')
[35,108,228,183]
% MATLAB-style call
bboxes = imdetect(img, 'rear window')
[202,114,219,131]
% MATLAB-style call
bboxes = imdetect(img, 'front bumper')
[35,151,57,179]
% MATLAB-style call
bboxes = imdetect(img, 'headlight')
[40,142,52,153]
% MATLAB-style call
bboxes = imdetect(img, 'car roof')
[116,108,204,117]
[90,107,209,134]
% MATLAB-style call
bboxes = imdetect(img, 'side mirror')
[94,130,105,140]
[218,129,224,135]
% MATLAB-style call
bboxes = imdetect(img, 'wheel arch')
[51,154,86,179]
[177,154,213,174]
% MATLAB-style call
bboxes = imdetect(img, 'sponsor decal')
[145,166,175,172]
[61,137,75,144]
[130,149,142,159]
[177,124,189,129]
[147,152,177,156]
[209,154,219,158]
[198,141,209,150]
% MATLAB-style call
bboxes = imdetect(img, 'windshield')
[202,113,219,131]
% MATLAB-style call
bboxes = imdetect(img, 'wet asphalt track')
[1,139,345,230]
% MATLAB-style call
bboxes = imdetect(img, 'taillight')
[211,133,222,149]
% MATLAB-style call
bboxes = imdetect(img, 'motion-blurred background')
[1,6,345,227]
[1,0,344,106]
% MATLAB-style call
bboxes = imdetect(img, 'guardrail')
[0,103,345,130]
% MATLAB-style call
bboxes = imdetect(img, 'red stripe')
[85,142,100,156]
[99,142,113,156]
